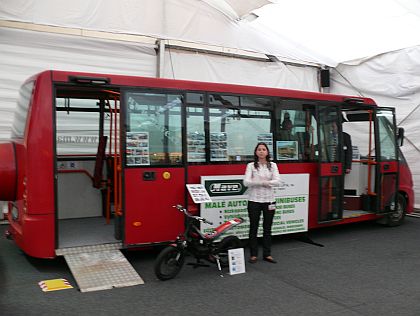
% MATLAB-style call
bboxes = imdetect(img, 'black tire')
[154,246,185,281]
[217,236,242,267]
[380,193,407,227]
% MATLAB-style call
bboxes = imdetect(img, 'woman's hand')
[260,181,271,187]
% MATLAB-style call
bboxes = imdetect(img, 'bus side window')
[126,92,183,166]
[186,106,205,163]
[209,107,271,162]
[276,109,317,161]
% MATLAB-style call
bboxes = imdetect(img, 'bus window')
[275,106,318,161]
[126,92,183,165]
[209,107,271,162]
[377,110,397,161]
[343,110,374,160]
[209,94,240,107]
[186,93,204,104]
[319,112,340,164]
[241,96,273,109]
[56,98,106,155]
[187,106,205,163]
[11,81,35,138]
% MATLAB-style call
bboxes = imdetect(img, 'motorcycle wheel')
[154,246,185,281]
[217,236,242,267]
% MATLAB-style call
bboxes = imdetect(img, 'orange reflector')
[162,171,171,180]
[133,221,142,227]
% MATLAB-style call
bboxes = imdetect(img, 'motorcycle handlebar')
[173,205,213,225]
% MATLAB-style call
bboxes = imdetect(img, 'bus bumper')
[7,212,55,259]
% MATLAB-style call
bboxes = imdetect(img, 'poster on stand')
[186,184,212,203]
[200,174,309,239]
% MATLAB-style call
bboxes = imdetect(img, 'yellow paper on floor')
[38,278,73,292]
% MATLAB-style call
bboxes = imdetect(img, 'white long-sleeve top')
[243,162,281,203]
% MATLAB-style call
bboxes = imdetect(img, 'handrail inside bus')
[367,110,374,196]
[105,97,122,219]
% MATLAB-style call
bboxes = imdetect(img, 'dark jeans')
[247,200,275,257]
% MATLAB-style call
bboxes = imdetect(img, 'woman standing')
[244,142,280,264]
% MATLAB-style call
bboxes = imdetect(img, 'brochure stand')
[228,248,246,275]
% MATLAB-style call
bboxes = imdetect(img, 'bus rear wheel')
[379,193,406,227]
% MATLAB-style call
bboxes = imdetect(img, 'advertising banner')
[200,174,309,239]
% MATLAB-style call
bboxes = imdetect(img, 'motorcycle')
[154,205,244,280]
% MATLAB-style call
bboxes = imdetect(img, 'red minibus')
[0,70,414,258]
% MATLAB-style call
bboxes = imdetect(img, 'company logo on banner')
[204,179,247,197]
[200,174,309,239]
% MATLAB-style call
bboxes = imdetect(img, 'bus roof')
[38,70,376,105]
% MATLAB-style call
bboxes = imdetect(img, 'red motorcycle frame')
[154,205,244,280]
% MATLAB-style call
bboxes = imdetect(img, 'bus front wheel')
[378,193,406,227]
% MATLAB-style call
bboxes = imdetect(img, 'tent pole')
[157,39,165,78]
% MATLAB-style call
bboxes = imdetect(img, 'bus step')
[56,243,144,292]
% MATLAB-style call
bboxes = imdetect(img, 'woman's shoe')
[263,256,277,264]
[248,256,258,264]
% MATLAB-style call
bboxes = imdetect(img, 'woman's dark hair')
[253,142,271,170]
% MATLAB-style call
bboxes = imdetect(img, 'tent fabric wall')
[163,49,319,91]
[330,46,420,207]
[0,0,326,66]
[0,27,157,141]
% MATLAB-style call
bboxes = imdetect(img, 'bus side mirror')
[397,127,404,146]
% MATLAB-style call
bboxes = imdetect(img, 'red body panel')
[0,142,17,200]
[25,72,55,216]
[379,161,398,173]
[7,72,56,258]
[398,160,414,213]
[124,167,185,245]
[8,212,55,258]
[320,163,342,177]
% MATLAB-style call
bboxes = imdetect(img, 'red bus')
[0,70,414,259]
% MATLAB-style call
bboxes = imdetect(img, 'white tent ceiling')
[1,0,420,66]
[222,0,420,66]
[0,0,413,65]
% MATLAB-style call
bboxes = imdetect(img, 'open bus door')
[373,107,399,215]
[317,106,344,222]
[121,90,185,246]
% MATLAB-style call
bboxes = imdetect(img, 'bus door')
[374,107,398,214]
[317,106,344,222]
[121,90,185,245]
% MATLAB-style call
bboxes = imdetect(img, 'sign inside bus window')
[257,133,274,154]
[200,174,309,239]
[126,132,150,166]
[56,135,100,155]
[187,131,206,162]
[210,132,228,161]
[277,141,299,160]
